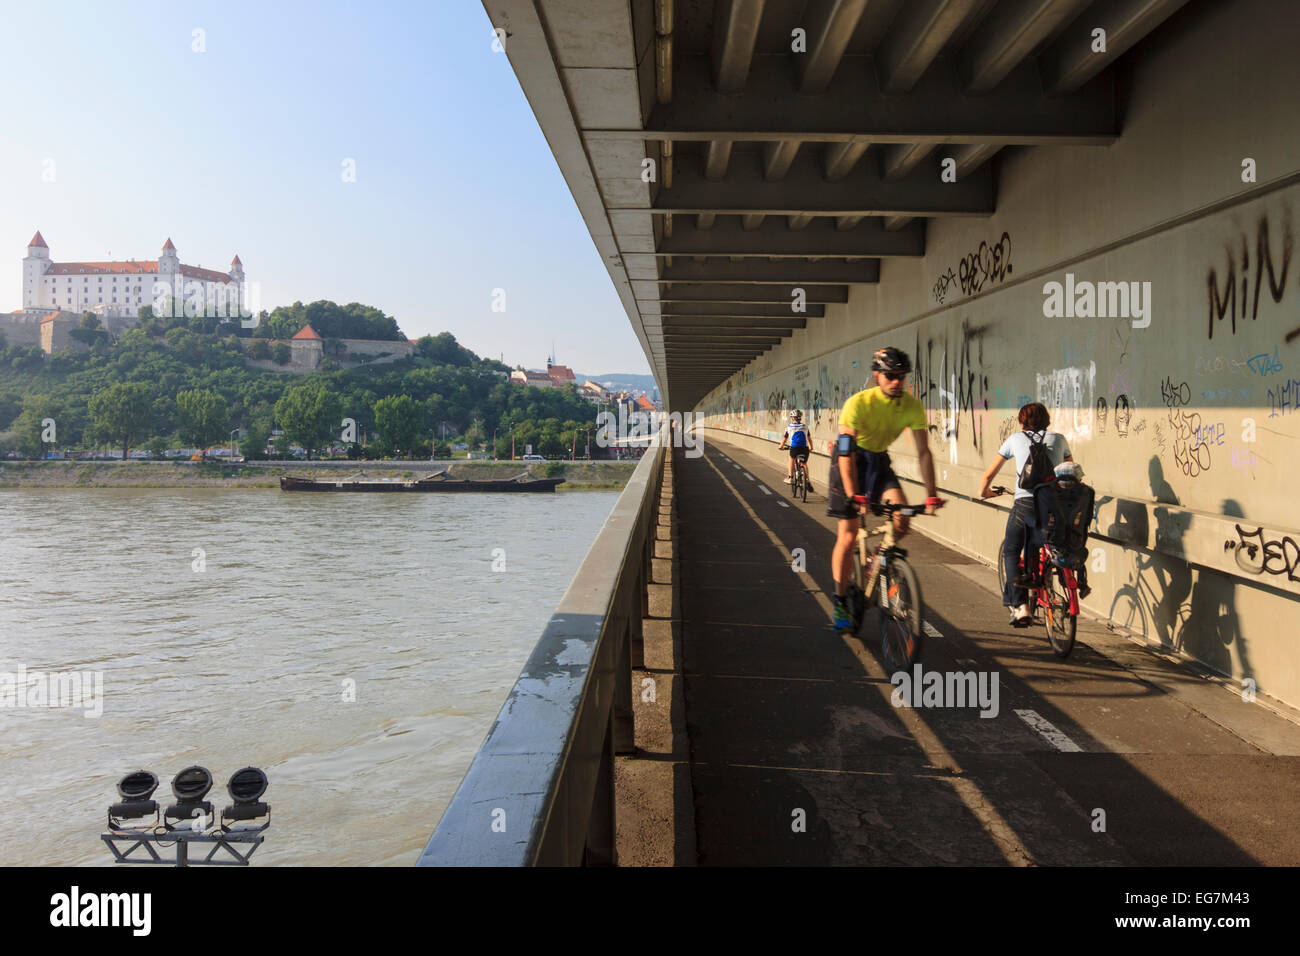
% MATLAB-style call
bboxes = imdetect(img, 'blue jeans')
[1001,499,1039,607]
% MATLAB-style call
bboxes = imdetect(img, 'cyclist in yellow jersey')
[829,347,944,630]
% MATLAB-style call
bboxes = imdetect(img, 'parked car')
[521,454,546,461]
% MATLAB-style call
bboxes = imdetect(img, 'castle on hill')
[4,232,246,352]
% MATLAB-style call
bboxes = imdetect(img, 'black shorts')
[826,447,901,519]
[788,446,810,461]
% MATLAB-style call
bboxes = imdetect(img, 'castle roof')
[48,261,157,275]
[43,261,235,283]
[232,255,242,265]
[162,238,175,251]
[29,231,47,248]
[292,324,322,341]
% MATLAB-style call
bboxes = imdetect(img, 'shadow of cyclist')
[1182,498,1247,681]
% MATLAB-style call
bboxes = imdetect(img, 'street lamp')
[230,428,239,462]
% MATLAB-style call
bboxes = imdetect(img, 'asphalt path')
[675,437,1300,865]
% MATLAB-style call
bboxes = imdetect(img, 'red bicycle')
[989,486,1078,658]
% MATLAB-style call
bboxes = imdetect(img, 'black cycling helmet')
[871,347,912,373]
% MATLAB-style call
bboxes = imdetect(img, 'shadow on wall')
[1183,499,1249,685]
[1107,459,1248,686]
[1108,457,1191,648]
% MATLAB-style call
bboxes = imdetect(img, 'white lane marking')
[759,485,772,495]
[1014,709,1083,753]
[743,472,755,481]
[922,621,943,638]
[777,501,790,508]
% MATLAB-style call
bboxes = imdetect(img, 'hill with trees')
[0,302,611,461]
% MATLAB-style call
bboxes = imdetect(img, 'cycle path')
[674,437,1300,865]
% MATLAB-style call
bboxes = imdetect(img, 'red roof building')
[547,363,576,384]
[292,324,322,340]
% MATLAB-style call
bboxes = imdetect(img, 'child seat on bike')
[1034,462,1094,569]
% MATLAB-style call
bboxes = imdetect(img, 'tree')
[274,381,340,460]
[240,418,271,461]
[13,396,60,458]
[246,338,271,360]
[272,342,291,365]
[88,382,152,461]
[373,394,422,457]
[80,313,102,330]
[176,388,231,451]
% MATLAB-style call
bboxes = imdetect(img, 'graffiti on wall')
[1207,212,1294,340]
[957,232,1013,296]
[913,319,991,461]
[1035,361,1096,444]
[1224,524,1300,582]
[930,233,1013,304]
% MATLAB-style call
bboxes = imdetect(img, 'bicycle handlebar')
[850,494,936,517]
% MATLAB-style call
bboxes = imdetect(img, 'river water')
[0,488,618,865]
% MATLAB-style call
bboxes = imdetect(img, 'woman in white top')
[977,402,1073,627]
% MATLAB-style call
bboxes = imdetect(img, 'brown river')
[0,488,618,865]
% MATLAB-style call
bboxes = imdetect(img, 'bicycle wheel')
[997,548,1007,598]
[1043,567,1076,658]
[799,463,808,502]
[790,468,799,498]
[846,549,866,633]
[879,556,923,674]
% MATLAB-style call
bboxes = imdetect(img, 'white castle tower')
[22,231,50,309]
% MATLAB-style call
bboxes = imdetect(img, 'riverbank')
[0,459,637,490]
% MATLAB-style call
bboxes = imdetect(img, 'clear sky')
[0,0,650,376]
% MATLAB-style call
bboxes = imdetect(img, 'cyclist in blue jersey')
[779,409,813,493]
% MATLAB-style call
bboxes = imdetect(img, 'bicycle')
[987,485,1077,658]
[842,493,928,674]
[790,453,809,502]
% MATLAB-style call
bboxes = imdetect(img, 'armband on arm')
[837,433,853,455]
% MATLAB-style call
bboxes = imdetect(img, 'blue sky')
[0,0,649,376]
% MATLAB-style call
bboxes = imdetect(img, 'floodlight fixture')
[222,767,270,824]
[108,770,159,827]
[164,765,214,828]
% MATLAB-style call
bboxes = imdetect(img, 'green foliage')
[176,388,231,449]
[0,300,608,462]
[271,342,290,365]
[88,382,152,459]
[373,394,422,456]
[255,300,404,341]
[274,381,341,460]
[240,418,271,460]
[415,332,473,367]
[68,327,109,348]
[13,395,60,458]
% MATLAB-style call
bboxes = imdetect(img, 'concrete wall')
[0,310,47,348]
[694,0,1300,706]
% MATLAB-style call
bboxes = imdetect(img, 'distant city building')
[510,369,555,387]
[579,381,611,402]
[546,362,576,386]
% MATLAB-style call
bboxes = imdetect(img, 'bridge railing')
[417,427,666,866]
